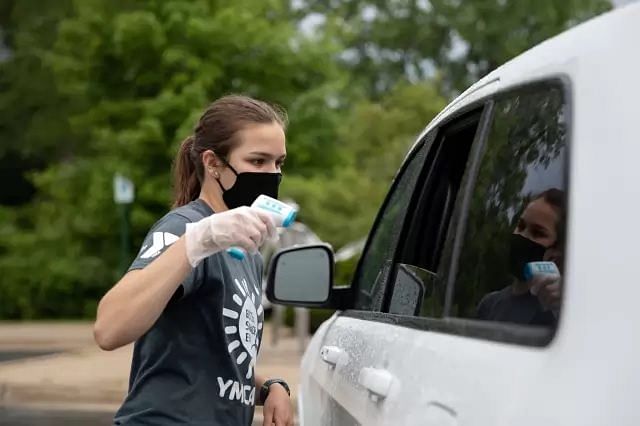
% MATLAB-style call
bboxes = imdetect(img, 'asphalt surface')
[0,407,114,426]
[0,407,267,425]
[0,351,58,363]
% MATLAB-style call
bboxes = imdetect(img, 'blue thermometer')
[523,261,560,282]
[227,195,298,260]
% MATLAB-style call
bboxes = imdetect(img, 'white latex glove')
[184,206,276,267]
[529,274,562,316]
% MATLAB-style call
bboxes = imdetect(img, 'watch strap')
[260,378,290,404]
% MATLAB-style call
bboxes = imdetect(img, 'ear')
[201,150,224,170]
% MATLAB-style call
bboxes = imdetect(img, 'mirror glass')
[274,247,331,303]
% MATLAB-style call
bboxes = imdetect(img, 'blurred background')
[0,0,633,424]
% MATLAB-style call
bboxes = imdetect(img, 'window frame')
[381,108,486,316]
[342,76,573,348]
[397,110,483,272]
[350,130,439,311]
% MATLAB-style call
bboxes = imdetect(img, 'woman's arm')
[94,237,191,350]
[94,206,275,351]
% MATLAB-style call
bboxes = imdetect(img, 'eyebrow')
[531,223,551,234]
[248,151,286,159]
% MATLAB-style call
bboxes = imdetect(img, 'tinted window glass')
[354,138,431,310]
[451,83,567,331]
[388,112,480,318]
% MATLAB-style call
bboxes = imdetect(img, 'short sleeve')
[129,213,201,297]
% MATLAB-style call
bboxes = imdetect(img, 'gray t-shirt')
[114,199,264,426]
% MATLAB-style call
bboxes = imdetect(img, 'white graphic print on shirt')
[218,277,264,406]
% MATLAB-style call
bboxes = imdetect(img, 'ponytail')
[172,95,287,208]
[172,136,201,208]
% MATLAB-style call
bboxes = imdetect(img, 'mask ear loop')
[214,152,239,175]
[206,150,238,192]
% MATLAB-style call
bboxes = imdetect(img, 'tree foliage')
[0,0,610,318]
[296,0,610,94]
[0,0,346,318]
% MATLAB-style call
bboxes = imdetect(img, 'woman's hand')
[529,274,562,312]
[262,384,294,426]
[185,206,276,266]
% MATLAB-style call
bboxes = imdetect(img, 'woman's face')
[219,122,286,188]
[514,198,558,248]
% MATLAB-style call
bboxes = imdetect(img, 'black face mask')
[508,233,548,282]
[216,162,282,209]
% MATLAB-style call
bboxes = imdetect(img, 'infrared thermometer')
[227,195,297,260]
[523,261,560,282]
[525,261,561,317]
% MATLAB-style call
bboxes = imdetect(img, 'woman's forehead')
[234,123,286,155]
[523,199,558,227]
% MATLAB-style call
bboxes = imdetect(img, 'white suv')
[266,4,640,426]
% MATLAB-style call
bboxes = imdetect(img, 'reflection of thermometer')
[227,195,298,260]
[523,261,560,282]
[526,261,561,317]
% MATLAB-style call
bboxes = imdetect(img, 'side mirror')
[266,244,334,306]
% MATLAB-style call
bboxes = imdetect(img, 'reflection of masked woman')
[476,189,565,326]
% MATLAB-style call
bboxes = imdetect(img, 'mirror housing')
[266,244,353,309]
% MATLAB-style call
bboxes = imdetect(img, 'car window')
[449,82,567,337]
[387,111,481,317]
[353,134,435,311]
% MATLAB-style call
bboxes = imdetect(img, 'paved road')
[0,407,114,425]
[0,351,58,363]
[0,323,296,425]
[0,407,266,425]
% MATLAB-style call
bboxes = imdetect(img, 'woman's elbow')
[93,317,120,351]
[93,300,125,351]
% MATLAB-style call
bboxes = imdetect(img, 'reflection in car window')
[354,139,430,311]
[451,83,567,329]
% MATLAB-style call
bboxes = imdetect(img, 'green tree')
[281,80,446,251]
[296,0,611,94]
[0,0,76,205]
[0,0,347,318]
[0,0,612,319]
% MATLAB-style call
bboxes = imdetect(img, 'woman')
[94,95,294,426]
[476,189,566,325]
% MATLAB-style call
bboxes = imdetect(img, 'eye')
[532,228,550,240]
[251,159,265,166]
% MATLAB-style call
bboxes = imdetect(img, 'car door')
[297,126,439,425]
[298,105,486,425]
[384,80,569,426]
[300,79,570,426]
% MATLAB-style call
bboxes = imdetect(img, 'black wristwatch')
[260,378,290,405]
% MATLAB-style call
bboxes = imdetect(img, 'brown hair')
[534,188,566,248]
[172,95,287,208]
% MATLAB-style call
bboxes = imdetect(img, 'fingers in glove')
[248,220,272,248]
[539,283,561,310]
[252,208,277,239]
[529,275,558,296]
[241,210,272,243]
[236,235,258,254]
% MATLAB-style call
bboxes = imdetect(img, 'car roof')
[408,2,640,149]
